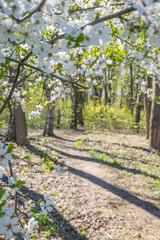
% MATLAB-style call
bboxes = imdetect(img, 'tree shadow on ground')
[29,135,75,143]
[25,144,160,219]
[1,175,88,240]
[41,144,160,181]
[112,142,155,154]
[67,166,160,219]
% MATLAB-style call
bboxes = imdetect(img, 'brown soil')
[4,129,160,240]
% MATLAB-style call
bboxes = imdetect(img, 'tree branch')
[0,64,21,115]
[69,5,103,14]
[48,6,136,44]
[16,70,37,87]
[82,7,136,29]
[5,57,89,89]
[69,3,125,14]
[14,0,47,23]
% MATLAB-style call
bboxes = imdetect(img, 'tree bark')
[70,85,78,129]
[149,80,160,149]
[135,80,143,132]
[77,89,84,126]
[7,106,16,141]
[130,63,134,115]
[43,104,55,136]
[43,78,54,136]
[15,105,27,145]
[7,68,27,145]
[144,76,152,139]
[56,99,61,129]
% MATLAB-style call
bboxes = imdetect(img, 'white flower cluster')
[22,217,38,240]
[40,194,55,216]
[0,140,58,239]
[0,142,12,167]
[28,105,43,119]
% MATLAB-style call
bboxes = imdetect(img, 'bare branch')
[5,57,88,89]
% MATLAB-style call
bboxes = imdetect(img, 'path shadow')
[24,144,160,219]
[29,135,75,143]
[112,143,154,154]
[68,167,160,219]
[26,144,61,165]
[42,145,160,181]
[1,175,88,240]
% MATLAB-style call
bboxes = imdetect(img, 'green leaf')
[38,199,42,204]
[0,200,6,210]
[10,184,16,189]
[75,33,85,47]
[0,189,6,200]
[7,143,14,153]
[16,180,25,187]
[11,180,25,189]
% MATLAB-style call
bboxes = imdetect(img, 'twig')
[13,0,47,23]
[5,57,89,89]
[16,70,37,87]
[48,6,136,44]
[17,192,59,226]
[15,192,18,215]
[69,5,103,14]
[82,7,136,29]
[9,161,14,177]
[0,64,21,115]
[116,35,135,48]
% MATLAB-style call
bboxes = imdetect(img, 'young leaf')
[0,200,6,210]
[7,143,14,153]
[0,189,6,200]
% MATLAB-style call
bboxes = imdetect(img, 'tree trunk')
[56,99,61,129]
[7,68,27,145]
[15,105,27,145]
[149,80,160,149]
[43,79,54,136]
[130,63,134,115]
[43,104,55,136]
[108,69,111,104]
[70,85,78,129]
[77,89,84,126]
[7,106,16,141]
[135,80,143,132]
[145,76,152,139]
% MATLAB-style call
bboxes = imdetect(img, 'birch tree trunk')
[43,104,55,136]
[43,78,54,136]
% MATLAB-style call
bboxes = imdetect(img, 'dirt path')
[11,129,160,240]
[42,130,160,240]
